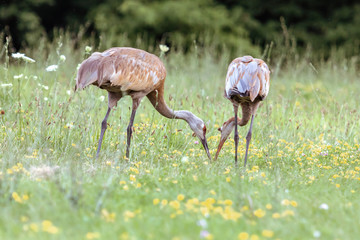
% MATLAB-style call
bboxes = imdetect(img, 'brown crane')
[214,56,270,166]
[75,47,211,159]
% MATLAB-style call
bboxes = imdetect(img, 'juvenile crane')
[76,47,211,159]
[214,56,270,166]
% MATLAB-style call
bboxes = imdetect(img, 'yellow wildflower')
[272,213,281,219]
[86,232,100,239]
[224,199,233,206]
[161,199,168,206]
[123,211,136,221]
[281,199,290,206]
[177,194,185,201]
[262,230,274,238]
[12,192,22,203]
[266,204,272,210]
[250,234,259,240]
[42,220,59,234]
[153,198,160,205]
[253,209,266,218]
[238,232,249,240]
[29,223,39,232]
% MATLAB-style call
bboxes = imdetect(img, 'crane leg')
[96,107,112,158]
[126,98,141,158]
[244,114,255,167]
[234,105,239,166]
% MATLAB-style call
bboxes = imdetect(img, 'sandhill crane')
[76,47,211,159]
[214,56,270,166]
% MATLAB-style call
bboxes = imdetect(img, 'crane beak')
[201,138,211,160]
[214,138,226,161]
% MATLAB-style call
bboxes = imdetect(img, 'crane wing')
[225,56,270,102]
[75,48,166,92]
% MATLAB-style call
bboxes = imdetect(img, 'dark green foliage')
[89,0,257,54]
[0,0,359,57]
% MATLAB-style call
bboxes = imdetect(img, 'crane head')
[187,116,211,160]
[214,117,236,161]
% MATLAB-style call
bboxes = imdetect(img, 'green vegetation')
[1,0,360,57]
[0,32,359,239]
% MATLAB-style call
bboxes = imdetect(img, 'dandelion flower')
[290,200,298,207]
[250,235,259,240]
[266,204,272,209]
[177,194,185,201]
[238,232,249,240]
[12,192,23,203]
[262,230,274,238]
[42,220,59,234]
[281,199,290,206]
[86,232,100,239]
[272,213,281,219]
[253,209,266,218]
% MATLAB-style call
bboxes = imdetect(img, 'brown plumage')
[76,47,211,159]
[214,56,270,166]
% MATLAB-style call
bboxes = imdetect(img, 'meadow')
[0,35,359,240]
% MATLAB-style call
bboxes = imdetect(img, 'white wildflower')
[85,46,92,54]
[29,165,60,180]
[66,90,71,95]
[76,63,81,70]
[181,156,189,164]
[313,230,321,238]
[159,44,169,53]
[37,83,49,90]
[66,122,74,129]
[13,74,24,79]
[197,219,208,228]
[200,230,210,239]
[46,65,58,72]
[1,83,13,87]
[319,203,329,210]
[44,97,48,101]
[22,56,36,63]
[11,52,25,59]
[99,96,105,102]
[59,55,66,62]
[11,52,35,63]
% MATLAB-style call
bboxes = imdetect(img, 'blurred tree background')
[1,0,360,58]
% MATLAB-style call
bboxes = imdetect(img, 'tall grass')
[0,31,359,240]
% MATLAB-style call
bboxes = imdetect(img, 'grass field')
[0,38,359,240]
